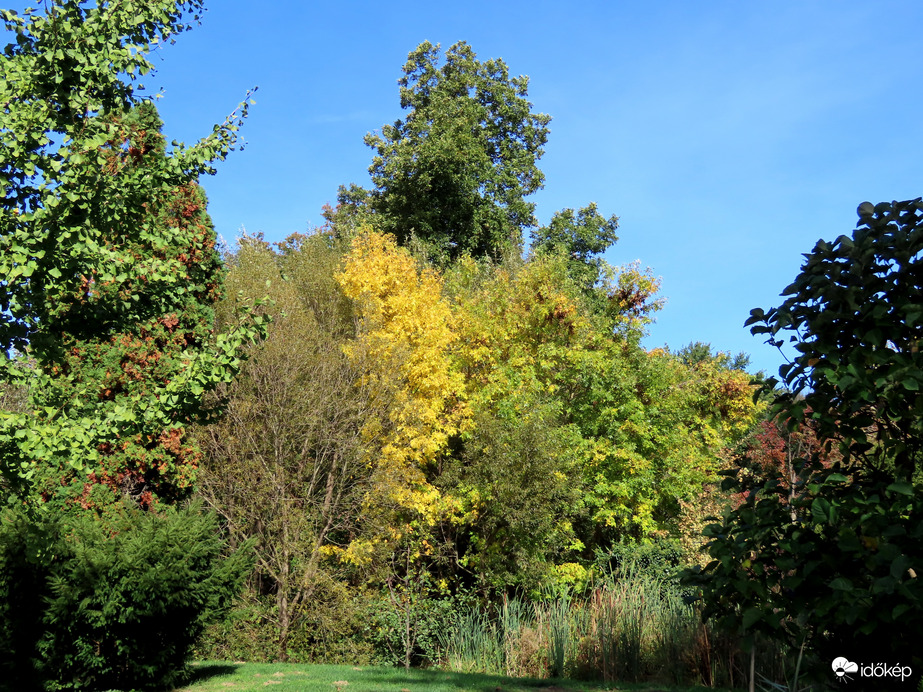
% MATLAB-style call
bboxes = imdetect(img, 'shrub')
[195,581,378,665]
[0,502,252,691]
[368,589,472,668]
[594,539,685,582]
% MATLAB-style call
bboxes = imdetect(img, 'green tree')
[687,199,923,680]
[350,41,551,263]
[0,1,257,503]
[530,203,664,336]
[197,233,374,661]
[531,203,619,294]
[437,396,583,592]
[0,3,259,687]
[675,341,751,372]
[445,253,754,570]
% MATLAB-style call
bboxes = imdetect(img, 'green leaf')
[829,577,853,591]
[811,498,831,523]
[893,604,910,619]
[886,482,914,496]
[741,607,763,630]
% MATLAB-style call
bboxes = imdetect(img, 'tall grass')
[438,566,787,687]
[571,562,695,683]
[442,608,504,674]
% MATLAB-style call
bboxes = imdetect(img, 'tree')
[0,1,257,504]
[445,253,755,561]
[444,254,593,586]
[0,3,259,687]
[530,203,664,336]
[332,229,469,566]
[437,394,584,592]
[687,199,923,682]
[531,203,620,294]
[354,41,551,263]
[197,233,374,661]
[675,341,751,373]
[0,500,251,691]
[334,229,472,666]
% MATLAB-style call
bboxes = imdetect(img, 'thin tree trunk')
[749,645,755,692]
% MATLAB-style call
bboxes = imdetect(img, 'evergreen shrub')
[0,502,252,691]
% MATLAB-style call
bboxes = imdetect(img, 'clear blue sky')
[13,1,923,376]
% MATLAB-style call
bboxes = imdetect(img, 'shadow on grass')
[357,667,591,690]
[179,662,240,687]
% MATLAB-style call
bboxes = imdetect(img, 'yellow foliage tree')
[335,230,470,565]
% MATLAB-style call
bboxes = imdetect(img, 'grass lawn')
[174,661,724,692]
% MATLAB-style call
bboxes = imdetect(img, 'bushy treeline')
[182,36,761,674]
[190,225,759,668]
[8,2,920,690]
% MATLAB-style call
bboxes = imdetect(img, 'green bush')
[0,507,53,690]
[0,502,252,691]
[367,589,472,668]
[193,594,281,664]
[195,583,378,665]
[595,539,685,582]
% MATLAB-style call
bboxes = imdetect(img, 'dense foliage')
[185,39,768,674]
[0,1,258,503]
[0,503,251,691]
[196,225,759,665]
[9,5,913,688]
[197,233,373,661]
[333,41,551,264]
[687,199,923,682]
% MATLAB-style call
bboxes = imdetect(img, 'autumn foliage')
[198,227,761,645]
[29,106,232,512]
[0,12,782,683]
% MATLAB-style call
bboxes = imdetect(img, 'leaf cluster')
[688,199,923,674]
[0,501,252,691]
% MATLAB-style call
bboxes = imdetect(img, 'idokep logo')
[832,657,913,684]
[832,658,858,683]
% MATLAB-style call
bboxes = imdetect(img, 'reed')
[440,607,504,674]
[438,566,790,688]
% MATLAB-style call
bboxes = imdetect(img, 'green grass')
[174,661,725,692]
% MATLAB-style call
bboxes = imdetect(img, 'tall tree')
[0,1,257,504]
[0,3,259,687]
[688,199,923,678]
[28,103,238,510]
[333,230,470,567]
[351,41,550,264]
[198,233,374,660]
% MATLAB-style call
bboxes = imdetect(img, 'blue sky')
[13,1,923,376]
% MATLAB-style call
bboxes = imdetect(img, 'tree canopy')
[0,1,259,503]
[344,41,551,264]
